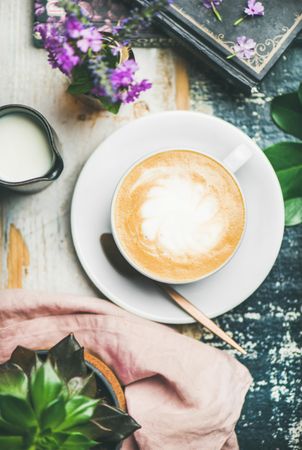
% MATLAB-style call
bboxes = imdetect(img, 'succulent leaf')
[9,346,39,376]
[0,395,37,429]
[33,433,64,450]
[67,373,97,398]
[40,395,66,431]
[57,395,99,431]
[0,335,140,449]
[0,415,25,435]
[0,363,28,398]
[56,347,87,382]
[55,432,98,450]
[30,359,64,417]
[68,420,111,440]
[0,436,24,449]
[51,333,81,353]
[91,404,141,443]
[49,335,87,381]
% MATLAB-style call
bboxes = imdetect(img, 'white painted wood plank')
[0,0,178,295]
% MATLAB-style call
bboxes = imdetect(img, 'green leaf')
[90,403,141,443]
[40,395,66,431]
[285,197,302,226]
[57,395,99,431]
[68,65,94,96]
[298,82,302,106]
[67,374,97,398]
[55,348,87,383]
[271,92,302,139]
[0,415,25,435]
[9,346,39,376]
[0,436,23,449]
[0,363,28,398]
[49,334,81,358]
[0,395,36,429]
[69,63,122,114]
[49,334,87,382]
[98,96,121,114]
[30,359,64,417]
[264,142,302,199]
[67,82,93,96]
[56,432,97,450]
[35,432,65,449]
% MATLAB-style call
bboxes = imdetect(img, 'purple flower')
[90,57,151,105]
[91,85,108,98]
[203,0,223,8]
[65,16,84,38]
[244,0,264,16]
[34,22,47,38]
[233,36,256,60]
[110,60,138,89]
[52,43,80,75]
[34,1,45,17]
[77,27,102,52]
[40,23,79,75]
[122,79,152,103]
[37,0,159,111]
[98,19,114,34]
[203,0,223,21]
[111,18,129,36]
[111,42,124,56]
[234,0,264,25]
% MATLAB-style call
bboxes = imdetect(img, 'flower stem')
[226,53,235,60]
[211,2,222,22]
[233,15,246,26]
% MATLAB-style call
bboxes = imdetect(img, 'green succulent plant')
[0,334,140,450]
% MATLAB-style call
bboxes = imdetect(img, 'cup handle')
[222,144,253,173]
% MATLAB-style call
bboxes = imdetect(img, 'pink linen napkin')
[0,289,252,450]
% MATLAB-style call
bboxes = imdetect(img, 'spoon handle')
[159,284,246,355]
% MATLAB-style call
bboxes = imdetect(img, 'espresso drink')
[113,150,245,283]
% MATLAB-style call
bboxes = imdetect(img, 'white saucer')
[71,111,284,324]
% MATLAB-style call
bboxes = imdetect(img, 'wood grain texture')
[174,54,190,110]
[0,2,301,449]
[0,2,177,295]
[7,224,29,288]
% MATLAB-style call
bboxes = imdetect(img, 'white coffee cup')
[111,145,253,284]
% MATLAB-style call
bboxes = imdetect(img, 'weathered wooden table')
[0,2,301,449]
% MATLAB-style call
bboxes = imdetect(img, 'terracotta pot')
[84,351,126,411]
[85,352,126,450]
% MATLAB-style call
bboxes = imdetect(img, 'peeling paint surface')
[189,47,302,449]
[0,1,300,448]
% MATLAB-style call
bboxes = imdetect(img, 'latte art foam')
[113,150,245,283]
[140,175,224,259]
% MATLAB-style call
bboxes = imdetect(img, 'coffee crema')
[113,150,245,283]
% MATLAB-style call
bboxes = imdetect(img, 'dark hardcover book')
[130,0,302,90]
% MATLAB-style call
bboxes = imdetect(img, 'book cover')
[132,0,302,90]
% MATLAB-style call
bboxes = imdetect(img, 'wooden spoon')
[100,233,246,355]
